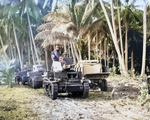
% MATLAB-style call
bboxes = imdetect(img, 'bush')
[140,88,148,101]
[2,66,15,88]
[110,66,116,76]
[128,69,135,78]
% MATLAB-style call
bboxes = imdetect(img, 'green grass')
[0,86,43,120]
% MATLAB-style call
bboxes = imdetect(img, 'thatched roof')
[34,30,51,41]
[43,12,71,23]
[51,32,70,40]
[51,22,78,39]
[40,22,77,48]
[79,18,108,38]
[43,6,72,23]
[41,34,69,48]
[36,23,56,33]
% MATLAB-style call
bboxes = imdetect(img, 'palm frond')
[74,1,86,27]
[80,1,98,27]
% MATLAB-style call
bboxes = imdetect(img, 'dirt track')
[27,77,150,120]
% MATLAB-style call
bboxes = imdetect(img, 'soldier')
[51,44,61,61]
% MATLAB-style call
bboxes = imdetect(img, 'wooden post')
[107,46,109,67]
[96,30,98,60]
[88,31,91,60]
[104,38,106,66]
[64,40,67,53]
[45,47,48,71]
[99,33,102,64]
[68,42,71,57]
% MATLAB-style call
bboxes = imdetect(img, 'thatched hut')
[40,22,79,70]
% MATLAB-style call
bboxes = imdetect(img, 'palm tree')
[0,25,8,58]
[19,0,41,63]
[141,0,147,76]
[12,19,23,69]
[116,0,125,67]
[1,2,25,69]
[121,3,140,71]
[99,0,128,76]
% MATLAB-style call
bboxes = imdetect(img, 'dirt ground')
[27,76,150,120]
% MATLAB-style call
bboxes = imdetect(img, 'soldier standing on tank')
[51,44,61,61]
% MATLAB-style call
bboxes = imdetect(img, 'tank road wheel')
[48,83,58,100]
[44,85,49,96]
[81,82,89,98]
[15,77,17,85]
[101,79,107,91]
[22,77,26,85]
[32,80,36,89]
[15,77,19,85]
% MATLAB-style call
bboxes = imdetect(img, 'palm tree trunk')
[72,42,79,62]
[52,0,57,12]
[117,1,124,64]
[12,21,23,70]
[14,47,16,59]
[0,35,7,57]
[9,28,13,59]
[21,46,24,66]
[70,41,76,63]
[28,42,30,64]
[111,0,117,41]
[141,3,147,76]
[113,52,115,67]
[125,23,128,71]
[88,30,91,60]
[27,13,39,63]
[131,50,134,69]
[75,43,82,61]
[99,0,128,76]
[29,29,36,65]
[10,42,14,59]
